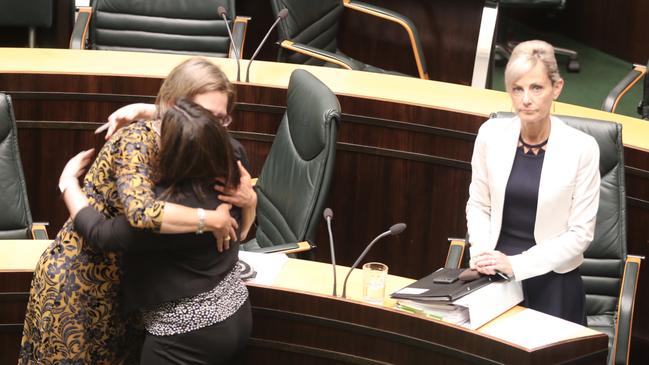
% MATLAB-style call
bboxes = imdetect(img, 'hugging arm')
[73,206,214,253]
[112,126,237,246]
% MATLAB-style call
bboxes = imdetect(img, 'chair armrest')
[250,241,313,254]
[601,64,646,113]
[612,255,643,365]
[444,238,466,269]
[230,16,251,59]
[69,6,92,49]
[343,0,429,80]
[30,222,49,240]
[280,40,355,70]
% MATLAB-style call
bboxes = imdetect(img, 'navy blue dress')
[495,145,586,325]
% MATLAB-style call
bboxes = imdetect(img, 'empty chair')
[270,0,428,79]
[70,0,248,58]
[242,69,340,254]
[0,93,48,239]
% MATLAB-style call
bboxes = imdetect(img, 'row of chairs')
[68,0,428,79]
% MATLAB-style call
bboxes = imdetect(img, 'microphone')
[323,208,337,296]
[341,223,407,299]
[218,6,241,82]
[245,8,289,82]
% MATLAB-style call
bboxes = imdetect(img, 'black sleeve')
[230,136,250,171]
[74,206,215,253]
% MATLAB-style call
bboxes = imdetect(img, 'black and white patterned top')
[142,266,248,336]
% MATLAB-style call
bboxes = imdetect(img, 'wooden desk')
[0,240,608,364]
[0,48,647,362]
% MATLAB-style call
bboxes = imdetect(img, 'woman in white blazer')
[465,40,600,324]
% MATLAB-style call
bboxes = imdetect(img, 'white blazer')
[466,115,600,281]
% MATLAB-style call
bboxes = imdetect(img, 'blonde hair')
[504,40,561,92]
[155,57,235,119]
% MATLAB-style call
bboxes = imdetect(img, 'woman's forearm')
[160,202,237,235]
[240,205,256,241]
[159,203,204,233]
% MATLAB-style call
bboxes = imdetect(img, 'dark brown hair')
[156,98,240,201]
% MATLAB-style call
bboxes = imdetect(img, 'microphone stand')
[341,230,391,299]
[341,223,406,299]
[218,6,240,82]
[245,8,289,82]
[324,208,337,296]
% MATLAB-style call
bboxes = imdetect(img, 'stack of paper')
[391,268,523,329]
[396,299,469,325]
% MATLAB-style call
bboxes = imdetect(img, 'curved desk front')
[0,240,607,364]
[0,48,647,361]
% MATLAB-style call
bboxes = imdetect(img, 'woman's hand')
[96,103,156,140]
[205,203,239,252]
[215,161,257,209]
[59,149,95,218]
[59,148,95,193]
[470,250,513,277]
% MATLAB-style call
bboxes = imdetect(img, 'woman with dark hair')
[58,99,251,364]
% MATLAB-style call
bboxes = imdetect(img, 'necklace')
[519,134,548,149]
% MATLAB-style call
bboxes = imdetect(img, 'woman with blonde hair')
[19,57,256,364]
[466,40,600,324]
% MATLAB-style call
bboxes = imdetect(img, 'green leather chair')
[70,0,249,58]
[602,61,648,120]
[270,0,428,79]
[0,94,48,240]
[242,69,340,254]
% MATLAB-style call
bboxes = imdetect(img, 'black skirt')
[522,267,586,325]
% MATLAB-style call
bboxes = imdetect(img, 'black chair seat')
[70,0,248,59]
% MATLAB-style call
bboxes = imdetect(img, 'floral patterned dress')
[19,120,164,364]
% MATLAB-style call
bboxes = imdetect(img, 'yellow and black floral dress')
[19,120,164,364]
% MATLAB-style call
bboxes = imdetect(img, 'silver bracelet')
[196,208,206,234]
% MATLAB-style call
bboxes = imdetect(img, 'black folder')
[391,268,505,302]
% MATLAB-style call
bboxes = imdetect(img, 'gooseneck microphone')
[323,208,337,296]
[245,8,289,82]
[218,6,241,82]
[341,223,407,299]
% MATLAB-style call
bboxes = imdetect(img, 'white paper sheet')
[479,308,591,349]
[238,251,288,286]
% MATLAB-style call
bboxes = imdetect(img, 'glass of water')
[362,262,388,305]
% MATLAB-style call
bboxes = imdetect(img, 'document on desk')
[479,308,592,349]
[238,251,288,286]
[393,275,523,329]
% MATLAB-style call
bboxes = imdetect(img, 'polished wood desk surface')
[1,47,648,152]
[0,239,602,354]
